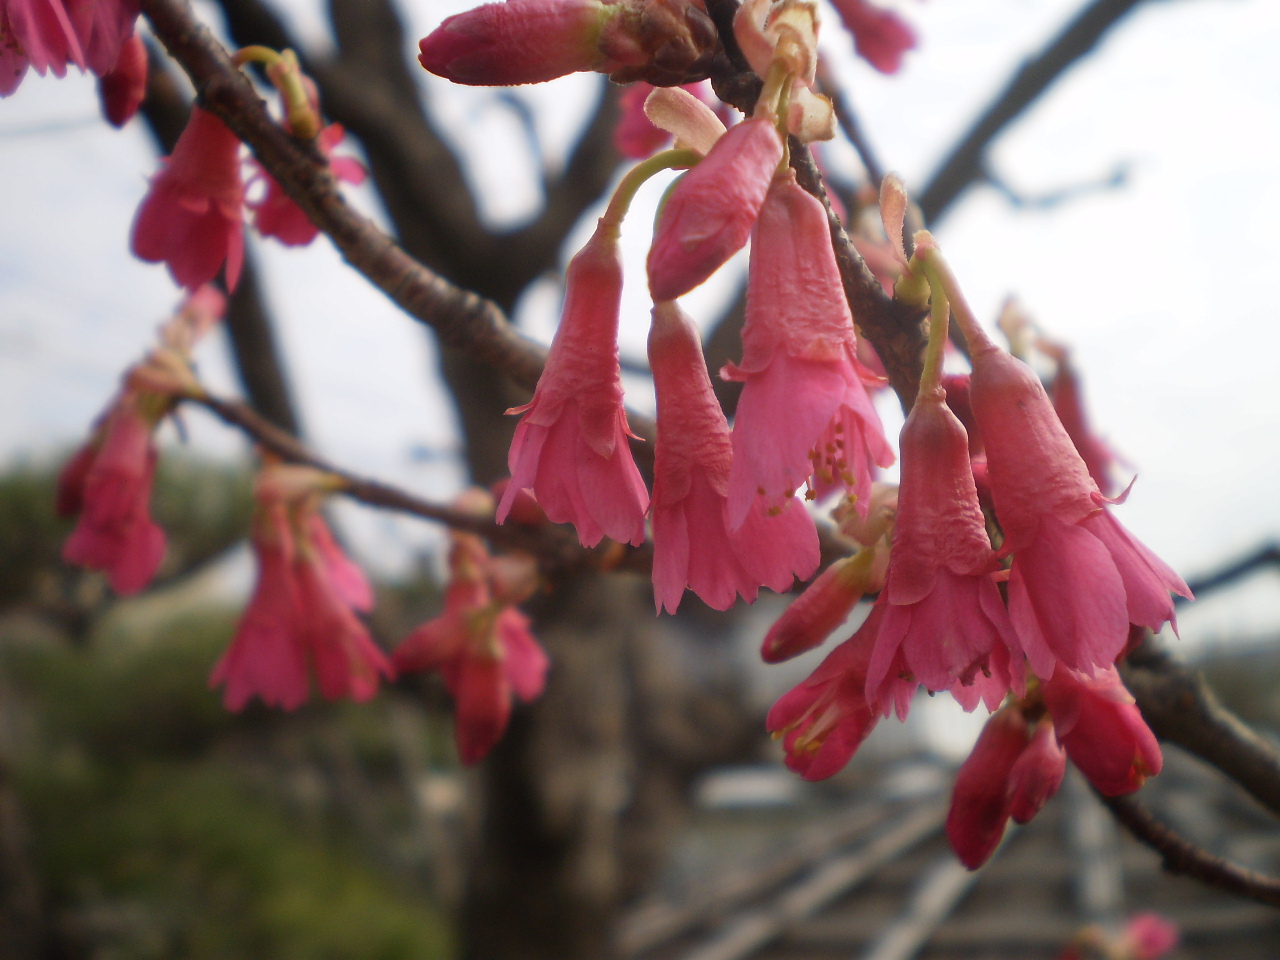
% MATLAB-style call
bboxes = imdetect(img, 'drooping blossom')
[96,28,145,126]
[946,706,1067,869]
[646,117,783,301]
[57,287,225,595]
[828,0,916,74]
[964,334,1191,678]
[648,300,818,612]
[418,0,715,87]
[0,0,138,95]
[1041,665,1162,795]
[57,391,166,595]
[209,501,308,710]
[211,465,394,710]
[945,706,1029,869]
[394,495,548,764]
[132,106,245,291]
[862,386,1015,708]
[247,124,366,246]
[498,220,648,547]
[767,626,883,781]
[724,172,894,526]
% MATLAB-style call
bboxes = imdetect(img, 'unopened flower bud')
[761,551,878,663]
[1007,718,1066,824]
[97,31,148,128]
[420,0,618,86]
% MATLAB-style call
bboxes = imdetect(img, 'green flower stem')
[600,148,702,232]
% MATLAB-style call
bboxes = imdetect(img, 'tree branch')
[917,0,1146,225]
[1123,641,1280,821]
[1099,792,1280,909]
[141,0,554,394]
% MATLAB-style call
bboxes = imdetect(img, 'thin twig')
[1099,792,1280,909]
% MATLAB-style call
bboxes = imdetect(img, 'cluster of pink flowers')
[211,464,395,709]
[394,490,548,763]
[58,286,226,595]
[129,52,364,292]
[212,478,546,764]
[488,3,894,614]
[766,232,1190,867]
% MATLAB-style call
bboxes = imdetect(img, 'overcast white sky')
[0,0,1277,648]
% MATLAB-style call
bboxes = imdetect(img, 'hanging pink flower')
[1049,350,1123,497]
[966,340,1190,678]
[393,525,548,764]
[724,172,894,527]
[647,118,783,301]
[294,543,394,702]
[247,124,366,246]
[766,621,893,780]
[1041,665,1162,796]
[946,706,1029,869]
[829,0,916,74]
[209,503,309,710]
[132,106,245,292]
[498,221,648,547]
[862,387,1015,707]
[648,300,818,613]
[0,0,136,95]
[211,469,394,709]
[58,392,165,596]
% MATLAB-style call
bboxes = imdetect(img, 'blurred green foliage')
[0,457,454,960]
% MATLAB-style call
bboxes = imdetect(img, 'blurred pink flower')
[132,106,245,291]
[829,0,916,74]
[1042,665,1162,795]
[248,123,366,246]
[58,394,165,596]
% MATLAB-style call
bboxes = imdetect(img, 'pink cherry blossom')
[862,388,1015,707]
[247,123,366,246]
[209,503,309,710]
[646,118,783,301]
[946,706,1029,869]
[1120,913,1179,960]
[1050,351,1123,497]
[58,393,165,596]
[295,546,394,702]
[498,221,648,547]
[966,340,1190,678]
[648,300,818,613]
[767,623,889,781]
[829,0,916,74]
[725,172,894,527]
[1042,665,1162,795]
[132,106,245,292]
[0,0,136,94]
[393,534,548,764]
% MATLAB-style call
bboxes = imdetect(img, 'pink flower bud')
[761,553,874,663]
[1007,719,1066,824]
[946,706,1031,869]
[418,0,614,86]
[646,118,783,301]
[1042,665,1162,795]
[96,30,146,127]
